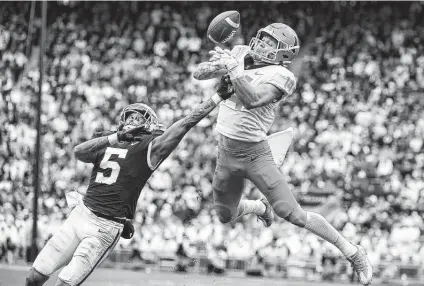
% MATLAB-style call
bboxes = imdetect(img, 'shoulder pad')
[266,66,297,96]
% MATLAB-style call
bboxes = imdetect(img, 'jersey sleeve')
[130,134,162,170]
[132,134,158,151]
[86,131,115,164]
[266,67,297,98]
[93,148,106,165]
[145,134,163,170]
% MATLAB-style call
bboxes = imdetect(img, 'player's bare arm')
[149,99,216,165]
[231,78,284,109]
[73,136,110,163]
[193,61,227,80]
[74,126,146,163]
[208,47,288,109]
[149,76,234,168]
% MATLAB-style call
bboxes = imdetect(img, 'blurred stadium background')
[1,1,424,285]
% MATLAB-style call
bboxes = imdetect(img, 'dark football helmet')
[117,103,159,133]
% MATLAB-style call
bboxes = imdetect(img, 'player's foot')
[257,198,274,227]
[347,245,373,285]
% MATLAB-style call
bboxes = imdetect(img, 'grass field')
[0,264,344,286]
[0,263,413,286]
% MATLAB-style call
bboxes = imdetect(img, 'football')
[207,11,240,45]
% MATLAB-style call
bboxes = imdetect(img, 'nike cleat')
[257,198,274,227]
[347,245,373,285]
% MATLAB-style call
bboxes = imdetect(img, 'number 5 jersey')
[83,134,159,219]
[216,45,297,142]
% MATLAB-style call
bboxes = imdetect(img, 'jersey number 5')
[95,147,128,185]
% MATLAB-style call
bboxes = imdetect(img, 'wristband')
[211,93,223,105]
[108,133,119,145]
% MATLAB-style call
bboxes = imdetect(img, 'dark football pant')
[212,137,299,223]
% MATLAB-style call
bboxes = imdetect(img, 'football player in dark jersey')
[25,76,234,286]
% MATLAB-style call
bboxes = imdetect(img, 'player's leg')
[234,128,294,226]
[212,146,246,224]
[55,214,122,286]
[218,141,277,226]
[246,147,372,285]
[26,209,81,286]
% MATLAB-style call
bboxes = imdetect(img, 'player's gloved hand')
[121,220,135,239]
[209,47,243,80]
[209,47,238,70]
[216,75,235,100]
[209,47,231,62]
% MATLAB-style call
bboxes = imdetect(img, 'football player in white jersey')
[193,23,372,285]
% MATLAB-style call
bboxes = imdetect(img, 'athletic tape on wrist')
[211,93,223,105]
[108,133,119,145]
[228,66,242,80]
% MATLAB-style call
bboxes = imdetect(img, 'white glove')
[208,47,243,79]
[208,47,228,59]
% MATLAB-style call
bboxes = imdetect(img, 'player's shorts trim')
[76,230,120,286]
[218,135,267,155]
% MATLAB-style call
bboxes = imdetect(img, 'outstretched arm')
[74,126,147,163]
[209,47,294,109]
[149,77,234,169]
[230,78,284,110]
[149,98,216,168]
[74,136,111,163]
[193,61,281,107]
[193,61,227,81]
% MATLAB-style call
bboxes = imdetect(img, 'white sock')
[334,236,358,258]
[304,211,357,257]
[233,199,266,221]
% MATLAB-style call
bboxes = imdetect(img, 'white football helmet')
[249,23,300,65]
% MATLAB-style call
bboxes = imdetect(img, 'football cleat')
[257,197,274,227]
[347,245,373,285]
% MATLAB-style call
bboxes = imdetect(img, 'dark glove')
[216,75,235,100]
[121,220,135,239]
[117,126,152,142]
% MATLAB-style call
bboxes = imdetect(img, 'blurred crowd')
[1,1,424,280]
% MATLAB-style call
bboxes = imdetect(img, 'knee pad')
[26,277,38,286]
[26,268,49,286]
[214,204,236,224]
[285,205,307,227]
[272,200,296,218]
